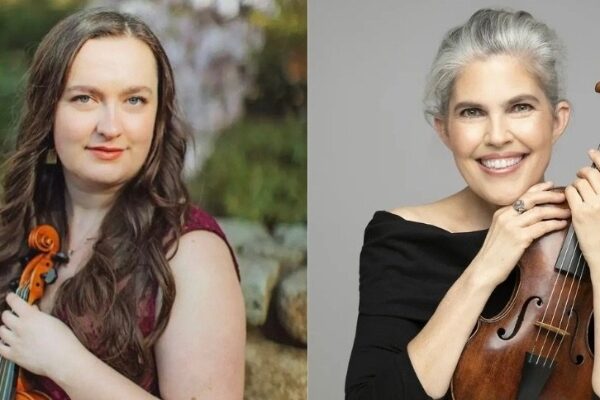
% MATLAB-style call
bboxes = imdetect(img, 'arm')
[407,185,569,398]
[154,230,245,400]
[0,230,245,400]
[346,315,430,400]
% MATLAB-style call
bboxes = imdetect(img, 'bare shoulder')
[169,230,236,279]
[156,230,245,399]
[389,202,446,226]
[389,195,468,232]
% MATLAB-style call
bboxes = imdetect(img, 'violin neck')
[555,224,586,278]
[0,286,29,400]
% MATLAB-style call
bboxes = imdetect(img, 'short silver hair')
[423,8,565,124]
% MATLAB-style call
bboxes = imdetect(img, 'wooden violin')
[0,225,66,400]
[451,194,593,399]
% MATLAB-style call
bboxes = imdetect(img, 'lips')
[86,146,125,161]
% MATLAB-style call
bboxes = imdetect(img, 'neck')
[450,187,500,231]
[64,178,119,247]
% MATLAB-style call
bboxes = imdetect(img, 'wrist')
[49,344,93,389]
[465,256,501,295]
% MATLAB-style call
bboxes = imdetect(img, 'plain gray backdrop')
[308,1,600,399]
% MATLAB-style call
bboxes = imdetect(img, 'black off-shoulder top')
[345,211,598,399]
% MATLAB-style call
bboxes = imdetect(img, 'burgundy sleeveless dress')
[29,206,238,399]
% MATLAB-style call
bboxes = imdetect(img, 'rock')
[239,256,281,326]
[217,218,271,250]
[273,223,307,253]
[241,240,305,274]
[277,267,307,344]
[245,328,307,400]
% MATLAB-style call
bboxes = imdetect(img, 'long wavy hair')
[0,8,190,380]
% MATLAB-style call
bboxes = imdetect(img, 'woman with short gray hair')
[346,8,600,399]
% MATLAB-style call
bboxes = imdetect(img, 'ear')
[551,100,571,144]
[434,117,451,148]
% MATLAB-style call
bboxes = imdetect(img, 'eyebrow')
[64,85,154,96]
[452,94,541,113]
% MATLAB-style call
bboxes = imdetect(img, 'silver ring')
[513,199,526,214]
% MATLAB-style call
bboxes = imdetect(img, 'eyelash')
[512,103,533,112]
[459,103,533,118]
[459,108,482,118]
[70,95,147,105]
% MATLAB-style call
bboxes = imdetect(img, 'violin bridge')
[534,321,570,337]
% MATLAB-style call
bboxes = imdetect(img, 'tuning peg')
[595,81,600,93]
[52,252,69,265]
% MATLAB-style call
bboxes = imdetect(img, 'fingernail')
[589,148,598,155]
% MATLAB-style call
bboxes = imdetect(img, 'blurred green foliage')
[190,116,307,227]
[0,0,84,151]
[194,0,307,225]
[246,0,307,117]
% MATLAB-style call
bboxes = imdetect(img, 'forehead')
[66,36,158,90]
[450,55,546,103]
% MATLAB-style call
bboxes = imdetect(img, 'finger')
[1,310,17,330]
[0,326,16,346]
[514,190,566,213]
[576,166,600,194]
[525,219,569,239]
[588,148,600,169]
[572,178,595,202]
[524,181,555,194]
[519,205,571,225]
[565,185,583,207]
[5,293,31,317]
[0,341,12,362]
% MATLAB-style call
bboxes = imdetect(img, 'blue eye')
[73,95,91,103]
[127,96,146,105]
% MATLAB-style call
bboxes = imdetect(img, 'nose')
[96,105,122,140]
[484,114,513,147]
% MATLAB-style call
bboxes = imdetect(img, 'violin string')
[548,252,587,365]
[539,246,583,366]
[540,146,600,365]
[534,230,577,366]
[529,230,571,363]
[531,226,576,364]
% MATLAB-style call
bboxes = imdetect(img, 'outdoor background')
[0,0,306,399]
[309,1,600,399]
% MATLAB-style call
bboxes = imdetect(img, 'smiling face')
[53,36,159,192]
[434,54,570,207]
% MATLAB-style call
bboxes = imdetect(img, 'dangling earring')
[45,148,57,165]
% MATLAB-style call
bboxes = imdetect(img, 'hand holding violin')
[0,293,87,381]
[471,181,571,287]
[565,148,600,279]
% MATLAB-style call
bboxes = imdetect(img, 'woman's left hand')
[0,292,87,379]
[565,148,600,280]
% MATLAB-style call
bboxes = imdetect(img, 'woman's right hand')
[472,181,571,288]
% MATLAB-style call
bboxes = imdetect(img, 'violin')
[0,225,66,400]
[451,88,600,399]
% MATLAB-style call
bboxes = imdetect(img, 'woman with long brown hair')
[0,8,244,399]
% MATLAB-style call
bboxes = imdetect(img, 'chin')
[479,188,524,208]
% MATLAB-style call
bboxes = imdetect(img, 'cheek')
[446,125,482,157]
[53,106,93,151]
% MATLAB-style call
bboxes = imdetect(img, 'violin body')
[15,379,51,400]
[451,220,594,399]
